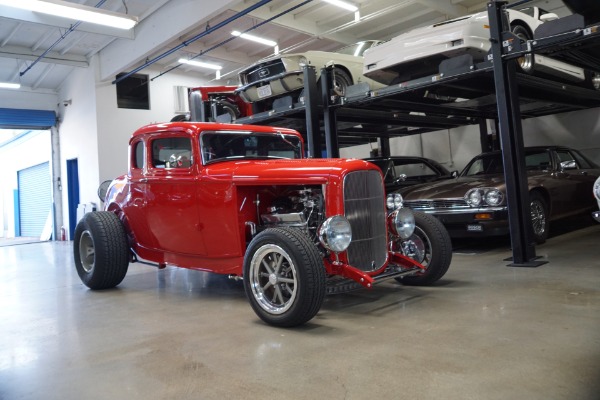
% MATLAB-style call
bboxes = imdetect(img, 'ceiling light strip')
[0,0,137,29]
[322,0,358,12]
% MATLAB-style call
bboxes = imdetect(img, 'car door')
[552,149,598,216]
[142,134,206,256]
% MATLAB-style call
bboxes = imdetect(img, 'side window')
[132,141,145,169]
[525,151,551,170]
[151,137,192,169]
[555,150,580,170]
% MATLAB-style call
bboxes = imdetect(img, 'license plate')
[257,85,272,98]
[467,224,483,232]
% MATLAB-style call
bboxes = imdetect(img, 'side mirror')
[451,170,459,178]
[560,160,577,170]
[540,13,559,22]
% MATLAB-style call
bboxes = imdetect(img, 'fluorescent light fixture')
[322,0,358,12]
[178,58,222,70]
[231,31,277,47]
[0,82,21,89]
[0,0,138,29]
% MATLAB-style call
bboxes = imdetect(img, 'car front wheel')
[73,211,130,289]
[243,227,325,327]
[530,192,549,244]
[395,211,452,286]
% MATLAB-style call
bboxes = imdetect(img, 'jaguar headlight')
[485,189,503,206]
[465,188,504,207]
[386,193,404,210]
[594,177,600,201]
[388,207,415,239]
[318,215,352,253]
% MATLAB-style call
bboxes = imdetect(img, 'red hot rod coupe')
[74,122,452,327]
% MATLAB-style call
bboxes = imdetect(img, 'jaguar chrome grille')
[244,60,287,84]
[343,170,387,272]
[404,199,469,210]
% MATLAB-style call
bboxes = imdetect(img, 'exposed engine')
[259,187,325,244]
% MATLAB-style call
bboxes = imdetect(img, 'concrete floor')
[1,224,599,400]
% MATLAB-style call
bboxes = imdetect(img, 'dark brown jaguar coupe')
[398,146,600,243]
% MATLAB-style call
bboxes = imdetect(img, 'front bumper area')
[415,207,509,238]
[236,70,304,102]
[324,251,425,294]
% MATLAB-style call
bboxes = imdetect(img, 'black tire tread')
[400,211,452,286]
[73,211,129,290]
[243,227,325,327]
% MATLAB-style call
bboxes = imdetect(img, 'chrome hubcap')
[530,201,546,236]
[249,244,298,314]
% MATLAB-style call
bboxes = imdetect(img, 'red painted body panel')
[106,122,387,280]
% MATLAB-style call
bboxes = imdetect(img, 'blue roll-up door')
[17,162,51,237]
[0,108,56,129]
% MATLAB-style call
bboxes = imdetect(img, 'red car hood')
[205,158,379,185]
[400,175,507,199]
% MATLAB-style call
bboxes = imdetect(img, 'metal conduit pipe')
[112,0,273,85]
[150,0,313,82]
[20,0,108,77]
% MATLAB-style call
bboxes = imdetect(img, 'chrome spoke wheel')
[531,200,546,237]
[249,244,298,315]
[78,230,95,273]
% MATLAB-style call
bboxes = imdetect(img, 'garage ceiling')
[0,0,568,93]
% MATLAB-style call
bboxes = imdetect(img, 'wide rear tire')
[73,211,130,289]
[243,228,325,327]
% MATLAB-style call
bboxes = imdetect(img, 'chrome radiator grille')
[404,199,468,210]
[343,170,387,272]
[243,60,286,84]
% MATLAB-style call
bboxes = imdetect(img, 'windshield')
[201,131,303,164]
[462,150,552,177]
[335,41,378,57]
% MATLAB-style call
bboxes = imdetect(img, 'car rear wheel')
[395,212,452,286]
[512,24,534,74]
[243,227,325,327]
[530,192,549,244]
[73,211,130,289]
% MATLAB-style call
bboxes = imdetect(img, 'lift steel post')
[488,0,546,267]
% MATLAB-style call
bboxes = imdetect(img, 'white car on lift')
[593,177,600,222]
[236,40,385,104]
[363,7,599,89]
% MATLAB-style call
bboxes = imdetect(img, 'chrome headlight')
[465,188,504,207]
[297,56,308,67]
[318,215,352,253]
[388,207,415,239]
[594,177,600,201]
[386,193,404,210]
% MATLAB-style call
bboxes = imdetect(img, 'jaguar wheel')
[530,192,549,244]
[243,227,325,327]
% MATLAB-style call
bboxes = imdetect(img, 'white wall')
[0,88,57,110]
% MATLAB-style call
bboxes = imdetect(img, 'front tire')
[395,212,452,286]
[243,228,325,327]
[73,211,130,289]
[530,192,549,244]
[332,67,353,96]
